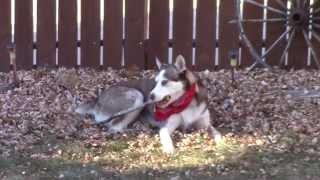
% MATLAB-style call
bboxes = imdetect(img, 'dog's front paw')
[208,127,223,143]
[159,127,175,154]
[213,131,223,143]
[162,144,175,154]
[214,133,223,143]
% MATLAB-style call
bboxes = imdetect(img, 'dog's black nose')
[149,93,155,101]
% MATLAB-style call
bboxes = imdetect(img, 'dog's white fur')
[151,56,222,153]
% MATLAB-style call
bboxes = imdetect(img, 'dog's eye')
[161,80,168,86]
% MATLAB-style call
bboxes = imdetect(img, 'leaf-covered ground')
[1,67,320,179]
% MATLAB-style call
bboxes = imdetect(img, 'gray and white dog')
[76,55,222,154]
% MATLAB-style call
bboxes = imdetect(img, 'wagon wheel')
[235,0,320,71]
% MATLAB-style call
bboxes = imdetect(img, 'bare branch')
[8,46,19,85]
[0,44,19,93]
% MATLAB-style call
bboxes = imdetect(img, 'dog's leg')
[159,114,181,154]
[108,109,143,133]
[195,109,223,143]
[108,91,144,133]
[207,125,223,143]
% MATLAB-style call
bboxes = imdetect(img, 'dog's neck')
[154,83,197,121]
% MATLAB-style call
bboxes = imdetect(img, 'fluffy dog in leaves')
[76,55,222,154]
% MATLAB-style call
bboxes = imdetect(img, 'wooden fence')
[0,0,314,72]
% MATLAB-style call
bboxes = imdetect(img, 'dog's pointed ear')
[174,55,186,73]
[155,57,162,70]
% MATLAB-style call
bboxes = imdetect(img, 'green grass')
[1,131,320,179]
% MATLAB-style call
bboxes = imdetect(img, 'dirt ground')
[1,67,320,180]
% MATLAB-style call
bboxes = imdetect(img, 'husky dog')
[76,55,222,154]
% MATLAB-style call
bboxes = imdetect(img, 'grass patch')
[1,131,320,179]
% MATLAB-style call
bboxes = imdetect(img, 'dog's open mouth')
[156,95,171,107]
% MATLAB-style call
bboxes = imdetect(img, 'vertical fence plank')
[241,0,263,67]
[173,0,193,66]
[219,0,238,69]
[104,0,123,68]
[59,0,77,68]
[15,0,33,70]
[125,0,146,69]
[265,1,287,66]
[196,0,216,70]
[81,0,100,68]
[148,0,169,68]
[0,0,11,72]
[3,0,315,71]
[37,0,56,68]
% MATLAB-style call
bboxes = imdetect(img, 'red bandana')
[154,84,197,121]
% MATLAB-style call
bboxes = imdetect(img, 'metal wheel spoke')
[311,30,320,43]
[313,8,320,14]
[238,0,320,70]
[313,23,320,29]
[243,0,286,15]
[237,0,271,70]
[275,0,288,10]
[262,27,292,58]
[297,0,301,8]
[229,18,287,24]
[279,28,296,66]
[241,32,271,69]
[303,30,320,68]
[248,28,292,70]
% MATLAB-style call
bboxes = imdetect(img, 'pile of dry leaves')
[0,67,320,156]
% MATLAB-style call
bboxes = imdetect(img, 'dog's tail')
[75,100,96,115]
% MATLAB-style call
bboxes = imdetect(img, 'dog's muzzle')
[156,95,171,107]
[149,93,172,107]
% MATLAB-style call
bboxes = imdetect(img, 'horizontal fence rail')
[0,0,318,72]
